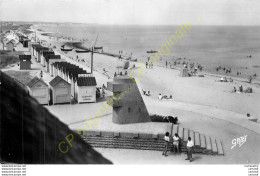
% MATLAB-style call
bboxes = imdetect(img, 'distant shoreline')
[35,26,260,83]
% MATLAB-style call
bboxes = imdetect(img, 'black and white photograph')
[0,0,259,175]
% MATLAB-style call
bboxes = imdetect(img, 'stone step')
[88,144,163,151]
[194,132,200,147]
[211,138,218,154]
[178,126,184,139]
[205,136,212,151]
[84,138,165,149]
[183,128,189,142]
[172,125,178,136]
[200,134,206,149]
[81,129,224,156]
[216,139,224,155]
[85,139,163,146]
[87,141,164,149]
[83,136,164,144]
[189,130,195,142]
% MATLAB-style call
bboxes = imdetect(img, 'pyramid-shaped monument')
[107,76,151,124]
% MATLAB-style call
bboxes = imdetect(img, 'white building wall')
[77,86,96,103]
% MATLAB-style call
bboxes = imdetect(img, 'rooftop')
[49,76,70,87]
[19,55,31,60]
[76,76,97,87]
[27,77,48,88]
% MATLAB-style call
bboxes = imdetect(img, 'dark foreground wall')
[0,71,112,164]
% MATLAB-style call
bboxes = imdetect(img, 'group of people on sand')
[232,85,253,93]
[158,93,173,100]
[216,66,232,74]
[167,57,203,71]
[216,76,234,83]
[219,76,233,82]
[68,55,85,63]
[163,132,194,162]
[142,89,151,96]
[216,66,257,82]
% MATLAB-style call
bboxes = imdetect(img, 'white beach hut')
[27,77,49,105]
[75,75,97,103]
[49,76,71,105]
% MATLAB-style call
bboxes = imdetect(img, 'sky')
[0,0,259,25]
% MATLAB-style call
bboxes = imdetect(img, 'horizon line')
[1,20,260,26]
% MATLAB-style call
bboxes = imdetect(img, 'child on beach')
[162,132,170,156]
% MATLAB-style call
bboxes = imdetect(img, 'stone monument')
[107,76,151,124]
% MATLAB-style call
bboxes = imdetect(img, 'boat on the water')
[147,50,158,53]
[94,46,103,50]
[61,48,74,52]
[75,49,90,53]
[60,45,73,52]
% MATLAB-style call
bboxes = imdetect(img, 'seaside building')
[26,77,49,105]
[18,35,25,42]
[45,55,61,73]
[0,71,111,164]
[68,69,87,98]
[23,39,31,48]
[5,40,15,51]
[49,76,71,105]
[35,47,49,62]
[75,75,97,103]
[107,76,151,124]
[19,36,27,44]
[51,62,95,103]
[29,42,40,54]
[31,44,41,57]
[40,51,55,67]
[49,60,65,77]
[19,55,31,70]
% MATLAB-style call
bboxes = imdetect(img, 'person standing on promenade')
[173,133,180,153]
[185,137,194,162]
[162,132,170,156]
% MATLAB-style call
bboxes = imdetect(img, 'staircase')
[78,125,224,155]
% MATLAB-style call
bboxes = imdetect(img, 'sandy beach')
[1,28,259,164]
[19,29,259,164]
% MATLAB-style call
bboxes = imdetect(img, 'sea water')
[37,24,260,81]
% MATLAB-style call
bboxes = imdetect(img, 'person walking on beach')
[146,62,148,68]
[162,132,170,156]
[185,137,194,162]
[166,60,168,67]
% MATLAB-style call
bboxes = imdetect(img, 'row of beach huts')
[1,30,31,51]
[19,42,97,105]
